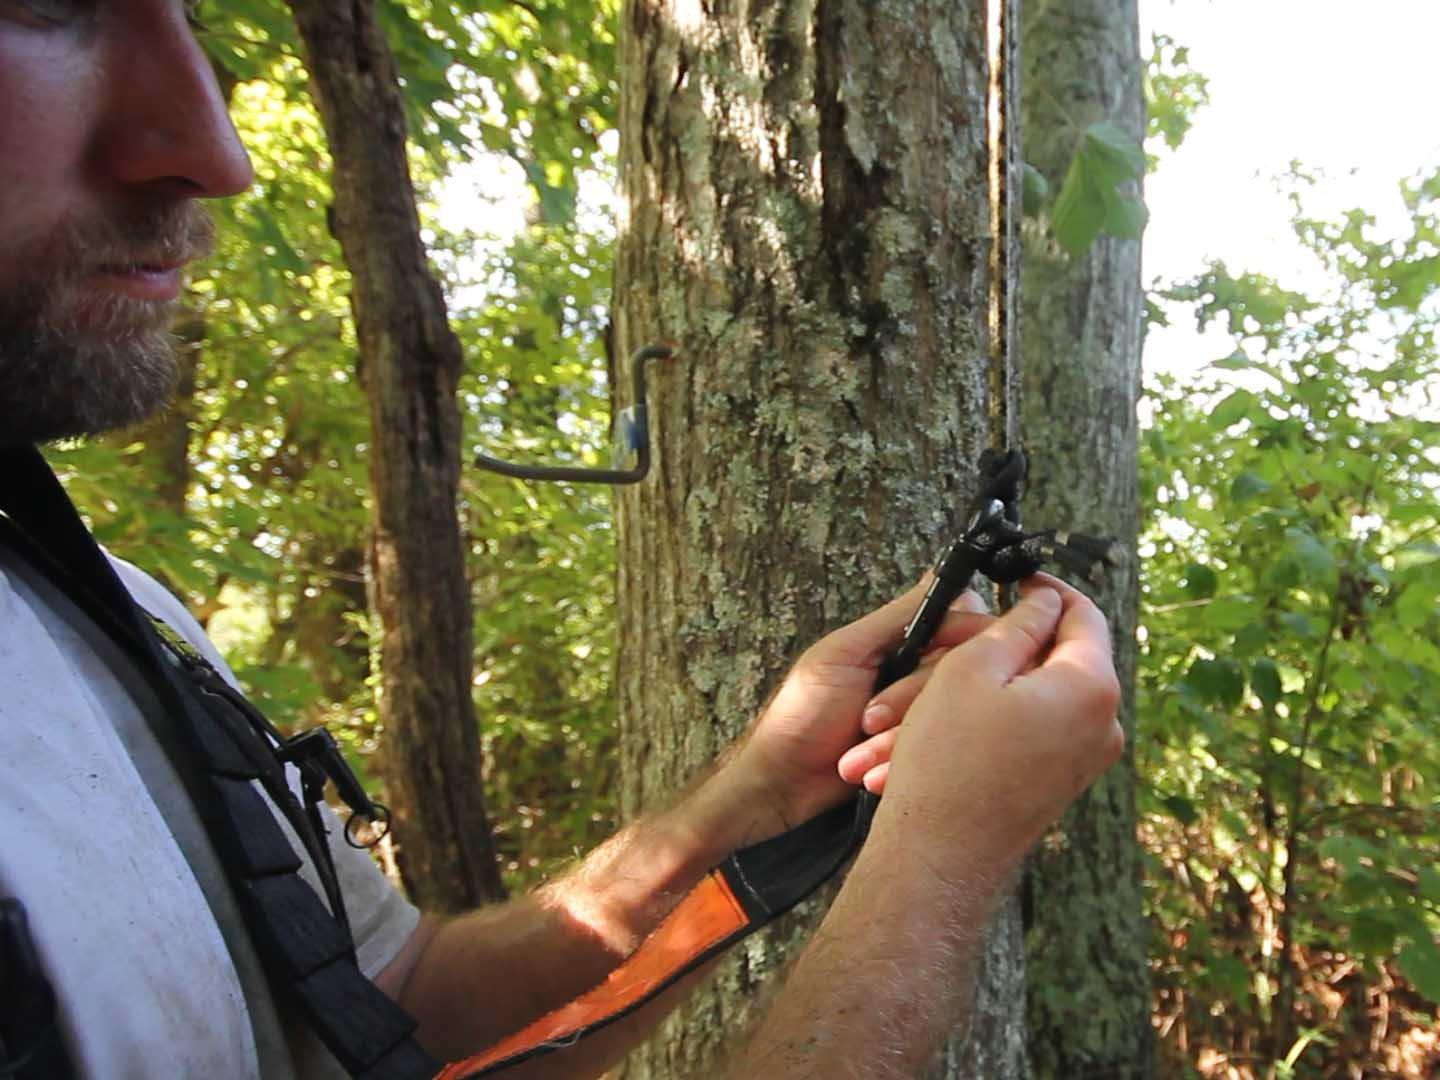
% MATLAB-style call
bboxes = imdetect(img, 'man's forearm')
[381,765,777,1075]
[728,817,1013,1079]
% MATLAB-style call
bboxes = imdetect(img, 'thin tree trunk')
[286,0,505,911]
[1018,0,1154,1075]
[613,0,1026,1074]
[130,309,200,520]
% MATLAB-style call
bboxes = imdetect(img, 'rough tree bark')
[613,0,1028,1074]
[1018,0,1154,1076]
[286,0,505,911]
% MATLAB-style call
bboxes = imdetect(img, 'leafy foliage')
[1050,121,1148,257]
[1144,33,1211,163]
[1141,171,1440,1074]
[453,221,622,880]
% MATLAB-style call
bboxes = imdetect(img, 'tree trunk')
[286,0,506,911]
[130,308,200,520]
[613,0,1026,1074]
[1018,0,1154,1075]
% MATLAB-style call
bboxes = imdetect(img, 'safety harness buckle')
[278,729,392,850]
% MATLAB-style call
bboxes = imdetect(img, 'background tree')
[1017,1,1155,1076]
[610,0,1030,1075]
[283,0,506,911]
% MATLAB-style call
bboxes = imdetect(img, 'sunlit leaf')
[1398,939,1440,1004]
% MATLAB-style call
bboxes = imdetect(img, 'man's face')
[0,0,253,444]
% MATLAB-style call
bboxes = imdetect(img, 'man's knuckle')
[992,618,1045,656]
[1076,668,1121,718]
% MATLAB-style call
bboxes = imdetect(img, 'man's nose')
[91,11,255,200]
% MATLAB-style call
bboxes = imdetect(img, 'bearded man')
[0,3,1125,1078]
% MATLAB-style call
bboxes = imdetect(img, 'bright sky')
[1141,0,1440,376]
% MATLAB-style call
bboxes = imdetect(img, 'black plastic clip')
[278,728,391,850]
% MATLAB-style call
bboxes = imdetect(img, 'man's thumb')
[944,586,1062,684]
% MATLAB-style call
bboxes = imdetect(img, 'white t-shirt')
[0,548,421,1078]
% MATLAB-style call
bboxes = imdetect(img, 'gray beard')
[0,302,180,446]
[0,202,211,445]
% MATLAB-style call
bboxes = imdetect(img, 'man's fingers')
[1021,578,1121,718]
[1033,573,1113,662]
[858,610,995,734]
[860,699,899,736]
[938,586,1062,686]
[837,728,898,786]
[810,576,932,667]
[809,577,987,668]
[862,761,890,795]
[928,608,995,651]
[950,589,988,616]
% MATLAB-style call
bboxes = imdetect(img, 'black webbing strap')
[0,900,73,1080]
[0,445,440,1080]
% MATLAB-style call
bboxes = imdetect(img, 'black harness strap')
[0,445,439,1080]
[0,899,72,1080]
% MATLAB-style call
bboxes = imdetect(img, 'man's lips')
[86,260,187,302]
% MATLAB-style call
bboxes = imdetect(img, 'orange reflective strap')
[434,869,750,1079]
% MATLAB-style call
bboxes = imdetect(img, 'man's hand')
[871,573,1124,872]
[730,574,1123,1078]
[712,578,994,840]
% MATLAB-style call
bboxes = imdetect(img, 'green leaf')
[1083,122,1148,181]
[1052,158,1106,259]
[1021,161,1050,215]
[1396,584,1436,628]
[1207,954,1252,1002]
[1231,471,1273,501]
[1285,527,1338,582]
[1252,658,1283,709]
[1351,910,1398,956]
[1182,562,1218,599]
[1163,794,1200,825]
[1210,351,1266,373]
[249,201,308,276]
[1232,622,1269,657]
[1318,835,1381,874]
[1204,596,1260,632]
[1398,939,1440,1004]
[1051,122,1147,257]
[1102,187,1148,238]
[1210,388,1260,429]
[1419,867,1440,904]
[1330,663,1369,695]
[1184,657,1246,709]
[1391,504,1437,527]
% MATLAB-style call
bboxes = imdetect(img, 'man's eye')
[0,0,85,27]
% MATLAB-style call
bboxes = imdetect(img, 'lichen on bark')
[1018,0,1155,1075]
[614,0,1029,1075]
